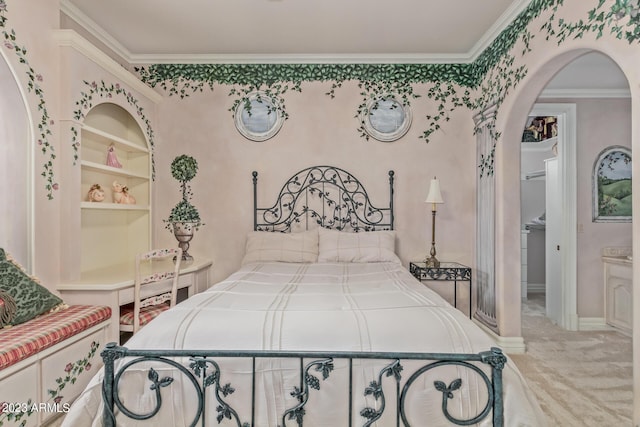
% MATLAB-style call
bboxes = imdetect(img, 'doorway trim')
[528,102,578,331]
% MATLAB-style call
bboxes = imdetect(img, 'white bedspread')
[63,262,546,426]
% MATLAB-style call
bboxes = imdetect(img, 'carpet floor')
[511,293,633,426]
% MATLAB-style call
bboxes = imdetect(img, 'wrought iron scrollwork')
[361,359,403,426]
[101,345,249,427]
[254,166,394,232]
[101,345,505,427]
[398,348,505,427]
[190,357,246,426]
[281,358,334,427]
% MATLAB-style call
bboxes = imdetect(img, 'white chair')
[119,248,182,336]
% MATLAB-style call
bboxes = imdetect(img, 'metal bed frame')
[101,165,507,426]
[101,345,506,427]
[253,165,394,232]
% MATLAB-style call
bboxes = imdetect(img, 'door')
[545,157,562,324]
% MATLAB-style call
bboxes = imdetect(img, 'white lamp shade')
[425,177,444,204]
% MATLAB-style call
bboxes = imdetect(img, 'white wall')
[0,54,30,268]
[153,81,478,292]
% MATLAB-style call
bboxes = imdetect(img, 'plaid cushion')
[0,305,112,370]
[119,303,170,326]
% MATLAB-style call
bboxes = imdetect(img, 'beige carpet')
[511,294,633,427]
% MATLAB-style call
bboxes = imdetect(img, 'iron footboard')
[101,343,506,427]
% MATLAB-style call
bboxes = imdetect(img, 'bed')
[62,165,546,427]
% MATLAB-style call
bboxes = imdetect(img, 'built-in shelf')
[80,160,149,179]
[521,136,557,153]
[79,103,151,275]
[82,124,149,154]
[80,202,149,211]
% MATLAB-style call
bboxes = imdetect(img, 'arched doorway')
[520,52,631,331]
[497,49,634,422]
[0,52,32,268]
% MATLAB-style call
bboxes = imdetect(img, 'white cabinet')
[79,103,151,274]
[602,248,632,335]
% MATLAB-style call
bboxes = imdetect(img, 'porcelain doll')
[87,184,105,202]
[106,143,122,168]
[112,181,136,204]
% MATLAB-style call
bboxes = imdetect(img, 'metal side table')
[409,261,472,318]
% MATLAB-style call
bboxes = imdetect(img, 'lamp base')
[425,255,440,269]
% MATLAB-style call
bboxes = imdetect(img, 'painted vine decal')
[0,0,57,199]
[1,0,634,199]
[228,81,301,122]
[543,0,640,44]
[137,63,482,143]
[0,341,99,427]
[133,0,561,147]
[352,80,419,140]
[72,80,157,178]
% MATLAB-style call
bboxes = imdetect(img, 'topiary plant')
[165,154,204,231]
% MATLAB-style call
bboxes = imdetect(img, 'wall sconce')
[425,177,444,268]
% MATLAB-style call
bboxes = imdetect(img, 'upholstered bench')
[0,248,112,426]
[0,305,111,426]
[0,304,111,370]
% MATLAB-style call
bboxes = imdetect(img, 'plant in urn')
[165,154,204,261]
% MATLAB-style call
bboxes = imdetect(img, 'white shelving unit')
[79,103,151,275]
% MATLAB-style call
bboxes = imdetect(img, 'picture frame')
[361,94,412,142]
[234,91,284,142]
[593,145,632,222]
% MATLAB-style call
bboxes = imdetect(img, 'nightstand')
[409,261,472,318]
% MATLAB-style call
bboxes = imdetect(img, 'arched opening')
[500,49,633,423]
[0,53,32,269]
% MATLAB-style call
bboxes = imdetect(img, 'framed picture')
[234,91,284,142]
[361,94,412,142]
[593,146,632,222]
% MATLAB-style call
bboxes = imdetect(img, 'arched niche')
[78,102,151,275]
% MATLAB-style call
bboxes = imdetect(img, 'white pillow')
[241,229,319,265]
[317,228,401,263]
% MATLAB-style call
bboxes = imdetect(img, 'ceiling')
[60,0,629,92]
[61,0,529,63]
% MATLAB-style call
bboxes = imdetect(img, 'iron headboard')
[253,165,394,232]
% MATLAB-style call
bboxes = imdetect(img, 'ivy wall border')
[134,0,560,148]
[2,0,638,199]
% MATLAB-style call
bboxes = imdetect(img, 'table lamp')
[425,177,444,268]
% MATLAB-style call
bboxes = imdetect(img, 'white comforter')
[63,262,546,426]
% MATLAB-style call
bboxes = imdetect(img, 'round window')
[234,92,284,141]
[362,95,412,142]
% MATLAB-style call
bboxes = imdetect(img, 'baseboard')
[526,283,545,294]
[473,318,527,354]
[579,317,615,331]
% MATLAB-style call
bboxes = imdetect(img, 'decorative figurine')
[87,184,105,202]
[106,143,122,168]
[112,180,136,204]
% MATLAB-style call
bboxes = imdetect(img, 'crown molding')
[53,30,163,103]
[60,0,132,63]
[128,52,474,65]
[539,88,631,98]
[467,0,533,62]
[60,0,529,65]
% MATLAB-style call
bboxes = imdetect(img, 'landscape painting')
[593,146,632,222]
